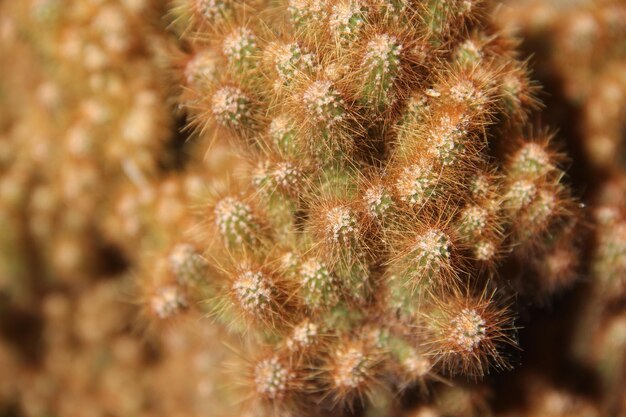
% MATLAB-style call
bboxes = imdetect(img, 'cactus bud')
[425,290,516,376]
[184,49,220,88]
[425,114,468,165]
[223,27,258,71]
[194,0,231,25]
[269,114,298,155]
[269,42,317,88]
[524,189,556,229]
[325,338,381,404]
[288,0,327,29]
[400,92,430,126]
[450,308,487,351]
[360,33,402,109]
[229,264,290,327]
[505,179,536,211]
[402,350,432,380]
[510,142,554,178]
[169,243,208,285]
[233,268,274,313]
[303,80,346,130]
[330,2,369,46]
[287,319,319,351]
[395,159,438,207]
[363,183,393,221]
[150,285,188,320]
[299,257,338,310]
[334,347,369,388]
[470,173,492,199]
[454,39,483,66]
[408,228,452,282]
[214,196,263,249]
[327,205,360,245]
[458,205,488,237]
[254,355,294,400]
[253,160,305,198]
[473,240,496,262]
[211,86,255,131]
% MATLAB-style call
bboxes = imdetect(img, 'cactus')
[6,0,626,416]
[156,0,579,415]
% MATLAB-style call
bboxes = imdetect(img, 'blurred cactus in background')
[496,0,626,173]
[0,0,212,415]
[0,0,174,291]
[0,0,625,417]
[494,1,626,416]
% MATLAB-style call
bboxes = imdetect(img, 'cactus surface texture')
[1,0,626,417]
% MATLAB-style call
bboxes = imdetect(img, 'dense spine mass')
[156,0,579,415]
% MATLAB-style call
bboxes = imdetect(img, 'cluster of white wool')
[271,162,303,192]
[362,33,401,77]
[169,243,208,285]
[525,189,556,225]
[471,173,491,198]
[455,38,483,63]
[412,228,451,271]
[333,346,369,389]
[405,92,430,116]
[402,350,432,378]
[254,356,292,399]
[269,115,294,144]
[195,0,229,22]
[272,42,317,84]
[396,161,437,205]
[460,205,489,235]
[449,79,485,108]
[474,240,496,261]
[233,269,273,314]
[280,251,299,272]
[325,205,359,244]
[214,196,257,245]
[184,50,219,87]
[299,258,336,307]
[150,285,188,319]
[223,27,257,65]
[211,86,252,128]
[287,319,319,350]
[511,142,553,176]
[329,1,367,41]
[253,160,303,195]
[426,115,467,165]
[364,184,393,219]
[302,80,345,128]
[506,179,537,210]
[449,308,487,352]
[288,0,327,26]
